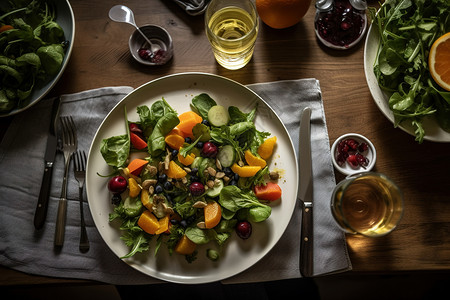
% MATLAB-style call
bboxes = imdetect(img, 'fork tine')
[60,116,69,145]
[67,116,77,148]
[74,150,79,171]
[81,150,87,170]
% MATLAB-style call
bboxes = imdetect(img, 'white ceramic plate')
[0,0,75,117]
[86,73,298,284]
[364,23,450,142]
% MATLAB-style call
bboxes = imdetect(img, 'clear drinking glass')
[331,172,404,237]
[205,0,259,70]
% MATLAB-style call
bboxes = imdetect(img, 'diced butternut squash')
[257,136,277,160]
[137,210,160,234]
[130,132,148,150]
[127,158,148,176]
[178,149,196,166]
[166,160,187,179]
[231,163,261,177]
[155,215,170,234]
[177,111,202,136]
[165,133,185,150]
[140,189,153,210]
[175,235,197,255]
[254,182,282,201]
[204,201,221,229]
[128,177,141,198]
[244,150,267,168]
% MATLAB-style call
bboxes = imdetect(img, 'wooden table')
[2,0,450,286]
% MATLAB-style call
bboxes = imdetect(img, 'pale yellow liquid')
[206,6,258,70]
[331,174,403,237]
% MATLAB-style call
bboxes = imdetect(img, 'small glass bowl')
[314,5,368,50]
[129,24,173,66]
[331,133,376,175]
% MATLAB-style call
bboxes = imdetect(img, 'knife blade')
[298,107,314,277]
[34,97,61,230]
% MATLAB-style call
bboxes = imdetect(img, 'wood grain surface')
[1,0,450,285]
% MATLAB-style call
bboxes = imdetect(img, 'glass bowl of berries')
[129,24,173,66]
[331,133,376,175]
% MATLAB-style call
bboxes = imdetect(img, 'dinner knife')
[298,107,314,277]
[34,97,61,230]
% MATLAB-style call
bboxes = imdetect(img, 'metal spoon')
[108,5,158,56]
[349,0,368,10]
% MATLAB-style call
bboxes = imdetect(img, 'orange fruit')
[255,0,312,29]
[429,32,450,91]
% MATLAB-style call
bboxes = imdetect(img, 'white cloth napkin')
[0,79,351,285]
[171,0,210,15]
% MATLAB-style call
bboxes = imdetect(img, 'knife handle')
[54,198,68,247]
[34,164,53,229]
[300,201,314,277]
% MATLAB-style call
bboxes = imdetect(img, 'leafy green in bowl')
[0,0,74,117]
[365,0,450,143]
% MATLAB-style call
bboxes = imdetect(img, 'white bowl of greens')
[0,0,74,117]
[364,0,450,143]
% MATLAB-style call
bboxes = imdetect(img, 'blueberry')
[190,175,200,183]
[196,141,204,149]
[185,137,192,143]
[180,220,187,228]
[164,181,173,191]
[111,194,121,205]
[190,167,199,175]
[155,184,164,194]
[171,149,179,157]
[170,219,179,225]
[233,173,239,181]
[158,173,168,182]
[201,119,210,126]
[223,167,232,176]
[229,180,238,186]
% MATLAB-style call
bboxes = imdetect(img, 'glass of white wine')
[205,0,259,70]
[331,172,404,237]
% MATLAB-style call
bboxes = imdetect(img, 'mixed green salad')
[369,0,450,143]
[100,93,282,262]
[0,0,68,113]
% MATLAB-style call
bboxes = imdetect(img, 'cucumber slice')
[217,144,236,167]
[206,179,224,197]
[208,105,230,127]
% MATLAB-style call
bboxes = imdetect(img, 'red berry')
[189,182,205,196]
[108,175,127,194]
[236,221,252,239]
[345,138,359,151]
[202,142,218,158]
[356,153,368,167]
[346,154,359,169]
[129,123,143,134]
[358,142,369,152]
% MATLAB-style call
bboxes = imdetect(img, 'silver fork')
[74,150,89,252]
[54,116,77,247]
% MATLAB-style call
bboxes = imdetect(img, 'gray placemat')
[0,80,351,285]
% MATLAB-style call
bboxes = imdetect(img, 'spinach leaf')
[228,105,257,123]
[148,112,179,156]
[219,185,271,222]
[100,134,130,167]
[191,93,217,119]
[185,227,210,245]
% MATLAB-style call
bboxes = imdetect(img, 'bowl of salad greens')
[86,73,299,284]
[364,0,450,143]
[0,0,74,117]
